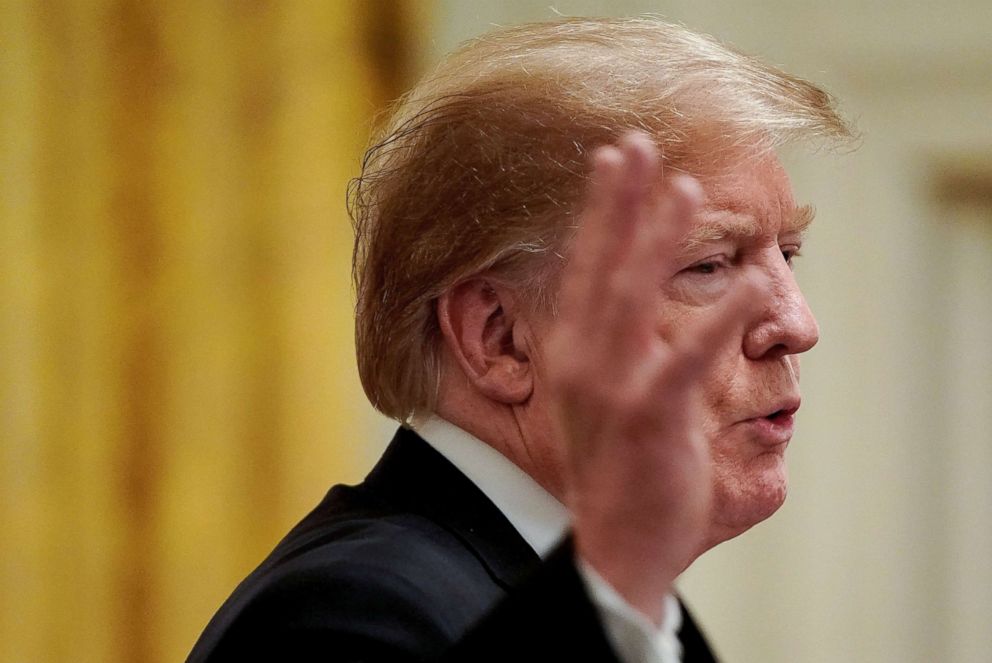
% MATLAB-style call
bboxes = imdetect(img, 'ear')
[436,279,534,404]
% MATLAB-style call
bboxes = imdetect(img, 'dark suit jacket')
[186,427,718,662]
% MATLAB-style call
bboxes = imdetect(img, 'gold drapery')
[0,2,424,661]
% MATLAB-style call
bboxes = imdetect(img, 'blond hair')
[349,16,852,422]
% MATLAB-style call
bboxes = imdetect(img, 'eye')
[684,255,731,276]
[670,253,735,303]
[690,261,721,275]
[781,245,802,269]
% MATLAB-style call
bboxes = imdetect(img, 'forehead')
[681,153,810,247]
[700,153,795,216]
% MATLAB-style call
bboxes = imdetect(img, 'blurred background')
[2,1,989,662]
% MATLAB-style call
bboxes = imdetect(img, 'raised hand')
[546,132,759,624]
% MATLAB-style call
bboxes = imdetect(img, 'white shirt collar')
[409,414,570,558]
[409,414,683,661]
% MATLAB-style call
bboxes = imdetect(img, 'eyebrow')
[679,203,816,254]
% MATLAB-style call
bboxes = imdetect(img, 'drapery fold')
[0,2,423,661]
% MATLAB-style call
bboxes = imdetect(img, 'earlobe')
[437,279,534,404]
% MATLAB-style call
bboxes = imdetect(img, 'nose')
[742,257,819,361]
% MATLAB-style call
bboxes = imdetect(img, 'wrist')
[573,525,681,626]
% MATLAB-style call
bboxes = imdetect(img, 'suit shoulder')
[188,506,504,662]
[267,511,504,613]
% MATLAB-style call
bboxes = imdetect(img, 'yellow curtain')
[0,2,427,661]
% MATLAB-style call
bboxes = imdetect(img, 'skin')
[434,132,818,625]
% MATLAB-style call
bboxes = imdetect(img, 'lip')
[738,398,801,447]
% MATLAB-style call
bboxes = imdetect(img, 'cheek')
[699,356,748,434]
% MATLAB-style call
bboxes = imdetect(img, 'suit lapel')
[364,427,542,590]
[678,598,720,662]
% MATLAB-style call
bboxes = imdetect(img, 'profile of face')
[521,151,818,549]
[661,154,818,546]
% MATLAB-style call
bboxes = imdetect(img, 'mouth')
[765,405,799,421]
[741,401,800,446]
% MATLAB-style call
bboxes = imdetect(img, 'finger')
[598,170,703,358]
[556,145,624,326]
[581,134,662,318]
[585,132,658,275]
[583,148,671,381]
[563,134,657,312]
[600,173,703,364]
[651,174,704,276]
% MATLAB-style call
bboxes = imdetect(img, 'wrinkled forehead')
[686,151,808,238]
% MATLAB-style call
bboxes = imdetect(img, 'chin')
[710,452,789,543]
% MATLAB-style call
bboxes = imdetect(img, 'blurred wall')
[0,2,425,662]
[432,2,992,663]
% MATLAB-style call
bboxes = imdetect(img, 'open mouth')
[746,407,798,445]
[764,405,798,421]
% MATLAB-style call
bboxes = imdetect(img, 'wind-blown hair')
[349,16,852,422]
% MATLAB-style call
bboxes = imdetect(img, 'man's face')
[656,153,818,546]
[523,151,818,548]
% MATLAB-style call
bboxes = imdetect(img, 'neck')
[434,388,566,501]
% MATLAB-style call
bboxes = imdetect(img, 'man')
[188,16,852,663]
